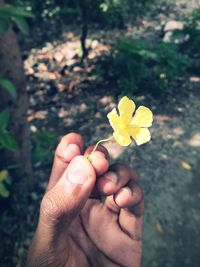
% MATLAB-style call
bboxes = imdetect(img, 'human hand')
[27,133,144,267]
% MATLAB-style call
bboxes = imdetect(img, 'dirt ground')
[12,1,200,266]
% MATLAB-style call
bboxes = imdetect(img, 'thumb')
[40,155,96,228]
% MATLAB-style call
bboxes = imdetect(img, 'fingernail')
[104,171,118,184]
[67,159,88,184]
[122,186,132,195]
[64,144,80,160]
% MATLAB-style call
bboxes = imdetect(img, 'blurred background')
[0,0,200,266]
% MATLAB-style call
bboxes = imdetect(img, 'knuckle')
[56,134,69,149]
[55,135,70,156]
[54,140,64,158]
[60,134,68,144]
[111,163,127,170]
[111,163,138,180]
[55,133,82,160]
[54,137,69,161]
[110,163,130,182]
[110,163,126,174]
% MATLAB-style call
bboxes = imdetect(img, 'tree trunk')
[78,0,89,61]
[0,0,33,188]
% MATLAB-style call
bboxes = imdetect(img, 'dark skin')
[27,133,144,267]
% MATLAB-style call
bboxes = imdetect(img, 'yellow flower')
[107,96,153,146]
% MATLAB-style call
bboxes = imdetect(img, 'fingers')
[30,155,97,266]
[119,204,144,241]
[100,163,144,241]
[40,155,96,230]
[97,164,136,196]
[117,182,144,240]
[42,137,109,230]
[48,138,109,191]
[33,140,110,262]
[115,181,144,216]
[84,145,110,176]
[47,133,84,191]
[100,163,143,216]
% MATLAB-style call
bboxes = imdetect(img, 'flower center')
[120,121,128,130]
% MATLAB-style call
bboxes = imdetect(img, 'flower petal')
[128,127,151,145]
[113,130,131,146]
[107,108,120,132]
[118,96,136,124]
[130,106,153,127]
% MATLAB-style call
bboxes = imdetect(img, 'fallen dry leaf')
[190,76,200,82]
[156,222,164,235]
[27,111,47,122]
[180,161,192,170]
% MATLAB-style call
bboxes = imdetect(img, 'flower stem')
[87,136,113,161]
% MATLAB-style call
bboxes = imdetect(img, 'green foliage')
[8,0,156,28]
[32,130,57,164]
[171,7,200,74]
[96,38,188,94]
[0,76,19,151]
[0,80,18,152]
[11,15,29,34]
[0,170,11,198]
[186,7,200,30]
[0,108,19,151]
[100,0,155,27]
[0,109,10,131]
[9,0,75,25]
[0,131,19,151]
[0,15,10,36]
[0,75,17,99]
[0,3,34,36]
[181,7,200,57]
[0,4,34,18]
